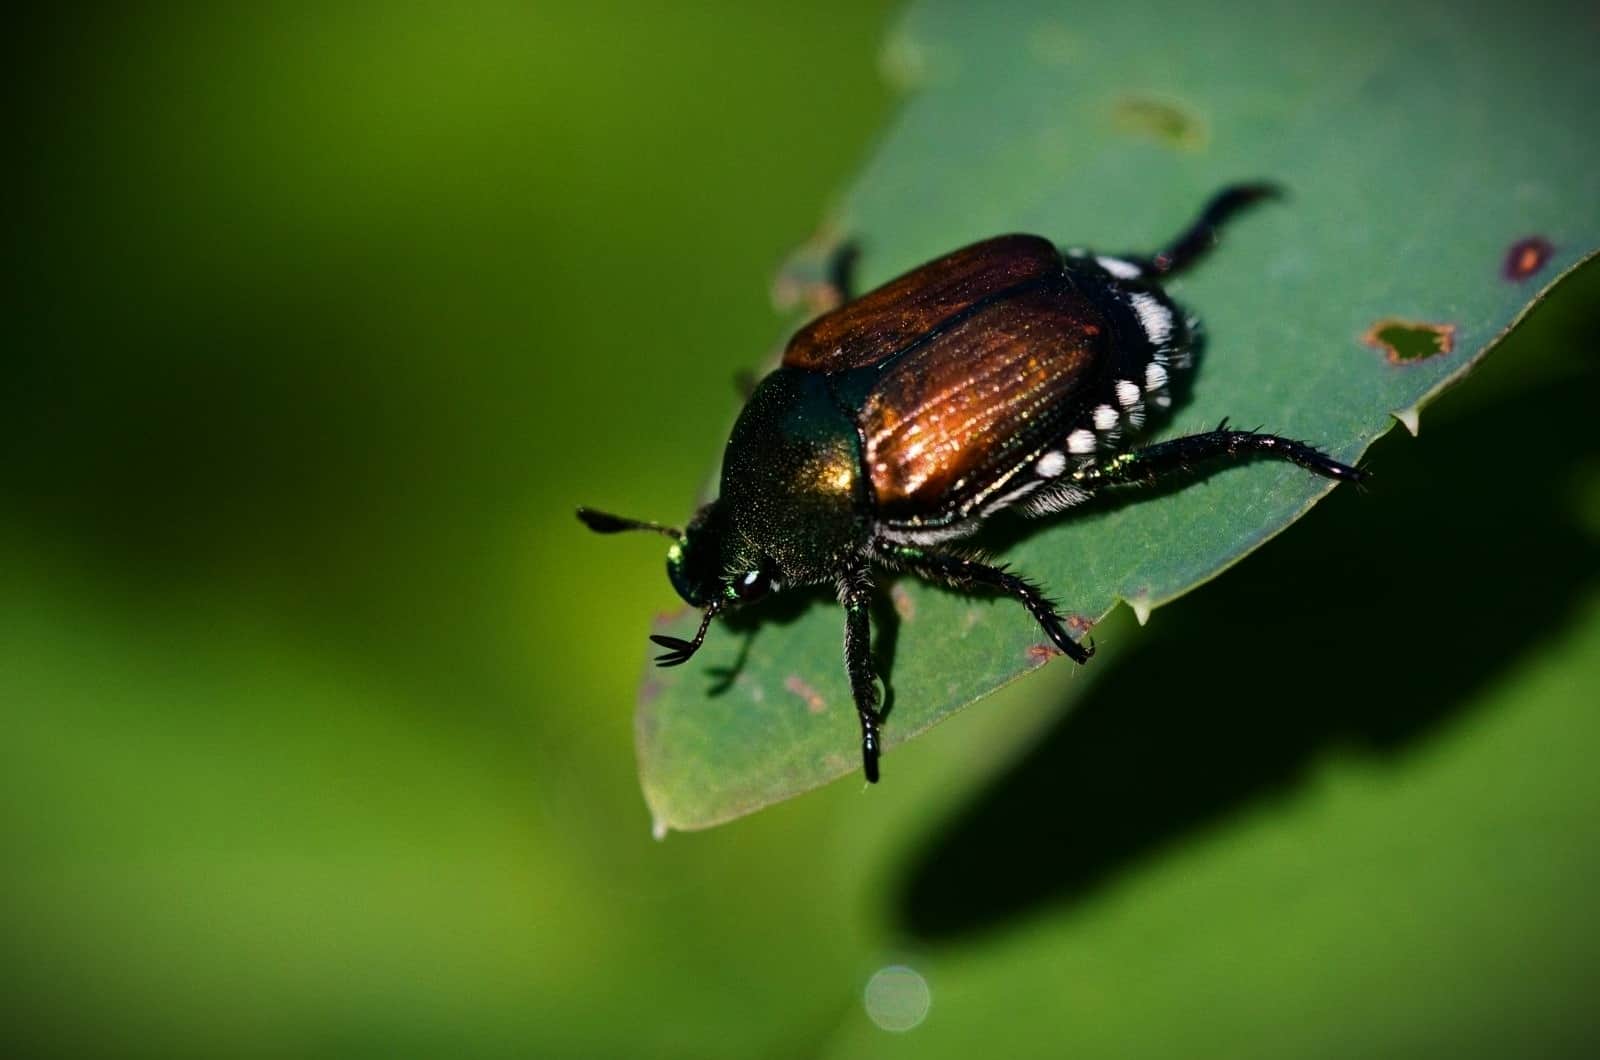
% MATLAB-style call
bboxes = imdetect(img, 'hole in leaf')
[1363,318,1455,364]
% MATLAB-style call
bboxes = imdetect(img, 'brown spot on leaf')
[1503,237,1554,282]
[785,675,827,714]
[1363,318,1455,364]
[1110,95,1207,151]
[1027,644,1056,665]
[1064,613,1093,633]
[891,584,916,622]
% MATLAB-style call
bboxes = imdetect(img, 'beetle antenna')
[649,606,718,667]
[576,507,683,541]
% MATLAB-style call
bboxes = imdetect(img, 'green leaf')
[637,0,1600,831]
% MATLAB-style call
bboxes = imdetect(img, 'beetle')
[579,185,1362,783]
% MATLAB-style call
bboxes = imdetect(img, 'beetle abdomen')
[863,257,1191,533]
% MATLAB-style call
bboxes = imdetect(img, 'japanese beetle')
[580,185,1361,783]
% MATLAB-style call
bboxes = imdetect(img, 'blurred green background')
[5,4,1597,1058]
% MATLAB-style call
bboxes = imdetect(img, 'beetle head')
[669,502,780,611]
[577,501,778,668]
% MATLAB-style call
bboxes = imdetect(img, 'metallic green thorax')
[668,367,868,605]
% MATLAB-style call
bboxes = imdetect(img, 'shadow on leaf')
[707,579,906,719]
[896,286,1600,942]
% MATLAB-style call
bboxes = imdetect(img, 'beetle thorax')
[716,367,870,584]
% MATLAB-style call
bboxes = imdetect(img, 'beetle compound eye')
[733,569,770,602]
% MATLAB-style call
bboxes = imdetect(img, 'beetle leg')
[827,240,861,303]
[1123,183,1282,278]
[872,543,1094,664]
[1070,422,1365,491]
[838,560,883,783]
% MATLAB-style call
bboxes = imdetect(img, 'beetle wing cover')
[863,282,1108,522]
[783,235,1061,372]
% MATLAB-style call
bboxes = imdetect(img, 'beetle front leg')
[837,561,883,783]
[873,542,1094,664]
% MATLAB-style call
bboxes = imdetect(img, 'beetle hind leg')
[1071,421,1365,491]
[1123,183,1283,279]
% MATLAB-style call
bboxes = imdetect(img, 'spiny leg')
[1071,420,1364,491]
[837,560,883,783]
[873,542,1093,664]
[1122,183,1282,279]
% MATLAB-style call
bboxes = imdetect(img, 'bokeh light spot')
[863,964,931,1032]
